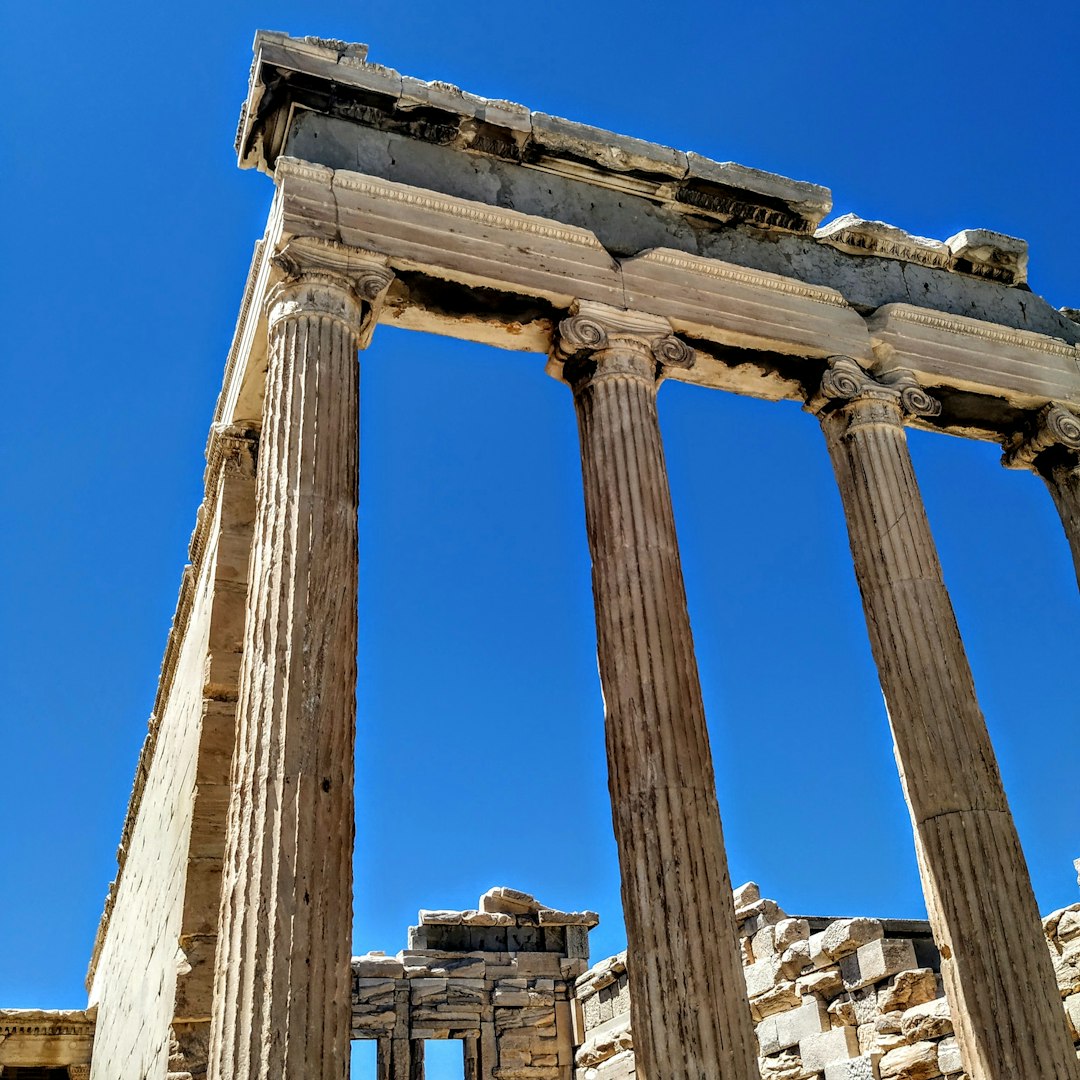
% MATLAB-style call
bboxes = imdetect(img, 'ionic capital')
[1002,403,1080,472]
[806,356,941,423]
[268,237,394,340]
[547,300,693,390]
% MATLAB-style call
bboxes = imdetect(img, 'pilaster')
[810,357,1079,1080]
[1003,403,1080,590]
[207,240,393,1080]
[550,301,761,1080]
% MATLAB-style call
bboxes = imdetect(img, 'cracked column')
[809,357,1079,1080]
[1003,402,1080,591]
[208,240,393,1080]
[549,301,760,1080]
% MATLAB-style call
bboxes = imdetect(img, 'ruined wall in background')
[573,885,1080,1080]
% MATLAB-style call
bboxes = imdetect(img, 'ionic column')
[809,357,1078,1080]
[208,240,393,1080]
[550,301,760,1080]
[1002,402,1080,591]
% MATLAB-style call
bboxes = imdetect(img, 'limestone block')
[799,970,845,1001]
[1058,908,1080,946]
[733,882,762,913]
[740,898,788,934]
[899,998,951,1042]
[402,953,485,979]
[354,954,406,979]
[354,979,397,1007]
[1051,949,1080,997]
[758,997,830,1054]
[828,997,857,1028]
[745,956,784,998]
[879,1041,941,1080]
[480,887,542,916]
[936,1038,962,1076]
[751,981,801,1021]
[1065,993,1080,1040]
[841,939,917,991]
[759,1049,818,1080]
[776,919,812,952]
[800,1027,861,1071]
[420,910,463,924]
[754,925,779,960]
[781,939,813,978]
[410,978,448,1004]
[875,1012,903,1036]
[537,909,599,927]
[850,987,878,1026]
[462,910,515,927]
[878,970,937,1014]
[819,920,886,964]
[824,1056,881,1080]
[876,1033,907,1055]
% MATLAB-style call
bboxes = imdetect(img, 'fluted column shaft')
[209,246,391,1080]
[814,358,1078,1080]
[552,302,760,1080]
[1003,403,1080,591]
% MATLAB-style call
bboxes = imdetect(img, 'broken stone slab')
[686,155,832,224]
[419,909,463,925]
[537,908,600,927]
[899,997,952,1042]
[878,969,938,1013]
[813,918,886,965]
[530,113,688,179]
[879,1040,942,1080]
[936,1035,962,1075]
[733,881,762,912]
[775,918,811,952]
[797,969,845,1001]
[816,214,950,269]
[840,938,918,991]
[750,980,801,1020]
[946,229,1028,285]
[480,886,543,915]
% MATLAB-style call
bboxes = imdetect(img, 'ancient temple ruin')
[3,29,1080,1080]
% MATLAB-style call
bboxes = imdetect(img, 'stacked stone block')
[573,884,1080,1080]
[351,888,596,1079]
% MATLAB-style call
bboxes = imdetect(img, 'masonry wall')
[86,490,229,1080]
[572,885,1080,1080]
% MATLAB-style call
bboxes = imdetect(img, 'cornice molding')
[876,304,1079,360]
[632,250,850,309]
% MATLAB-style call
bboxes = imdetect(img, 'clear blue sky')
[3,5,1078,1078]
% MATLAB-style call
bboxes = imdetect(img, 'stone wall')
[573,884,1080,1080]
[85,535,216,1079]
[351,888,597,1079]
[85,430,255,1080]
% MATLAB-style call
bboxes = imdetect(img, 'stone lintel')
[0,1009,95,1068]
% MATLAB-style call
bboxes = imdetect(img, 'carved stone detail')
[812,368,1080,1080]
[808,355,941,420]
[551,300,694,389]
[1003,403,1080,591]
[208,252,389,1080]
[550,301,760,1080]
[1002,403,1080,471]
